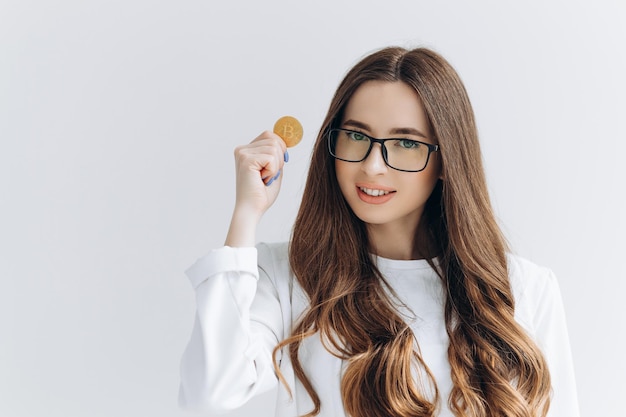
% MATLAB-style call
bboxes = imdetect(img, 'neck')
[367,219,436,260]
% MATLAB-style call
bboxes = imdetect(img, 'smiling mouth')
[358,186,394,197]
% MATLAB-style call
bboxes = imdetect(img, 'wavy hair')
[273,47,551,417]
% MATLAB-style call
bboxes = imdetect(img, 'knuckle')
[233,145,246,158]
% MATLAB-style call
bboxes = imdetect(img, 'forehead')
[342,80,431,136]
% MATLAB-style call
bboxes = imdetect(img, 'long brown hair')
[275,47,551,417]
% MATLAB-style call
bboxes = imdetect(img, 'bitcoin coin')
[273,116,303,147]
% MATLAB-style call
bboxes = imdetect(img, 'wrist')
[224,206,261,247]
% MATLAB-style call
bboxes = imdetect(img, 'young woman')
[178,47,579,417]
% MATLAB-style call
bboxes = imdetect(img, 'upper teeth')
[359,187,390,196]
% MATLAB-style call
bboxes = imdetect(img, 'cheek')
[334,161,353,193]
[403,171,440,204]
[335,160,358,199]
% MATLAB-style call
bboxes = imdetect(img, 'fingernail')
[265,170,281,186]
[284,151,289,162]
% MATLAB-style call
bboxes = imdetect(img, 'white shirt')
[179,242,579,416]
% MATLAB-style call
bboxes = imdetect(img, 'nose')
[361,143,388,175]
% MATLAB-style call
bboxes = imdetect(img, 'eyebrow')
[342,119,429,139]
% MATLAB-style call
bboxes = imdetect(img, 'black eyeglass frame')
[327,128,440,173]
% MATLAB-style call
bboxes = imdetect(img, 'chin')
[349,209,393,226]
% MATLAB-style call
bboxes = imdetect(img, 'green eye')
[347,131,368,141]
[397,139,421,149]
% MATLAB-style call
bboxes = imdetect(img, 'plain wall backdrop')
[1,0,624,416]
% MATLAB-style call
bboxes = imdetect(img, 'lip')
[355,183,396,205]
[355,182,395,192]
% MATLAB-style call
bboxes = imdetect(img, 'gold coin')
[273,116,303,148]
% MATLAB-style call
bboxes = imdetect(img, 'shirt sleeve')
[178,246,283,413]
[531,269,580,417]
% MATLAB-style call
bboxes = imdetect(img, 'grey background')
[1,0,624,416]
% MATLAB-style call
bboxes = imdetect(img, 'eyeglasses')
[327,128,439,172]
